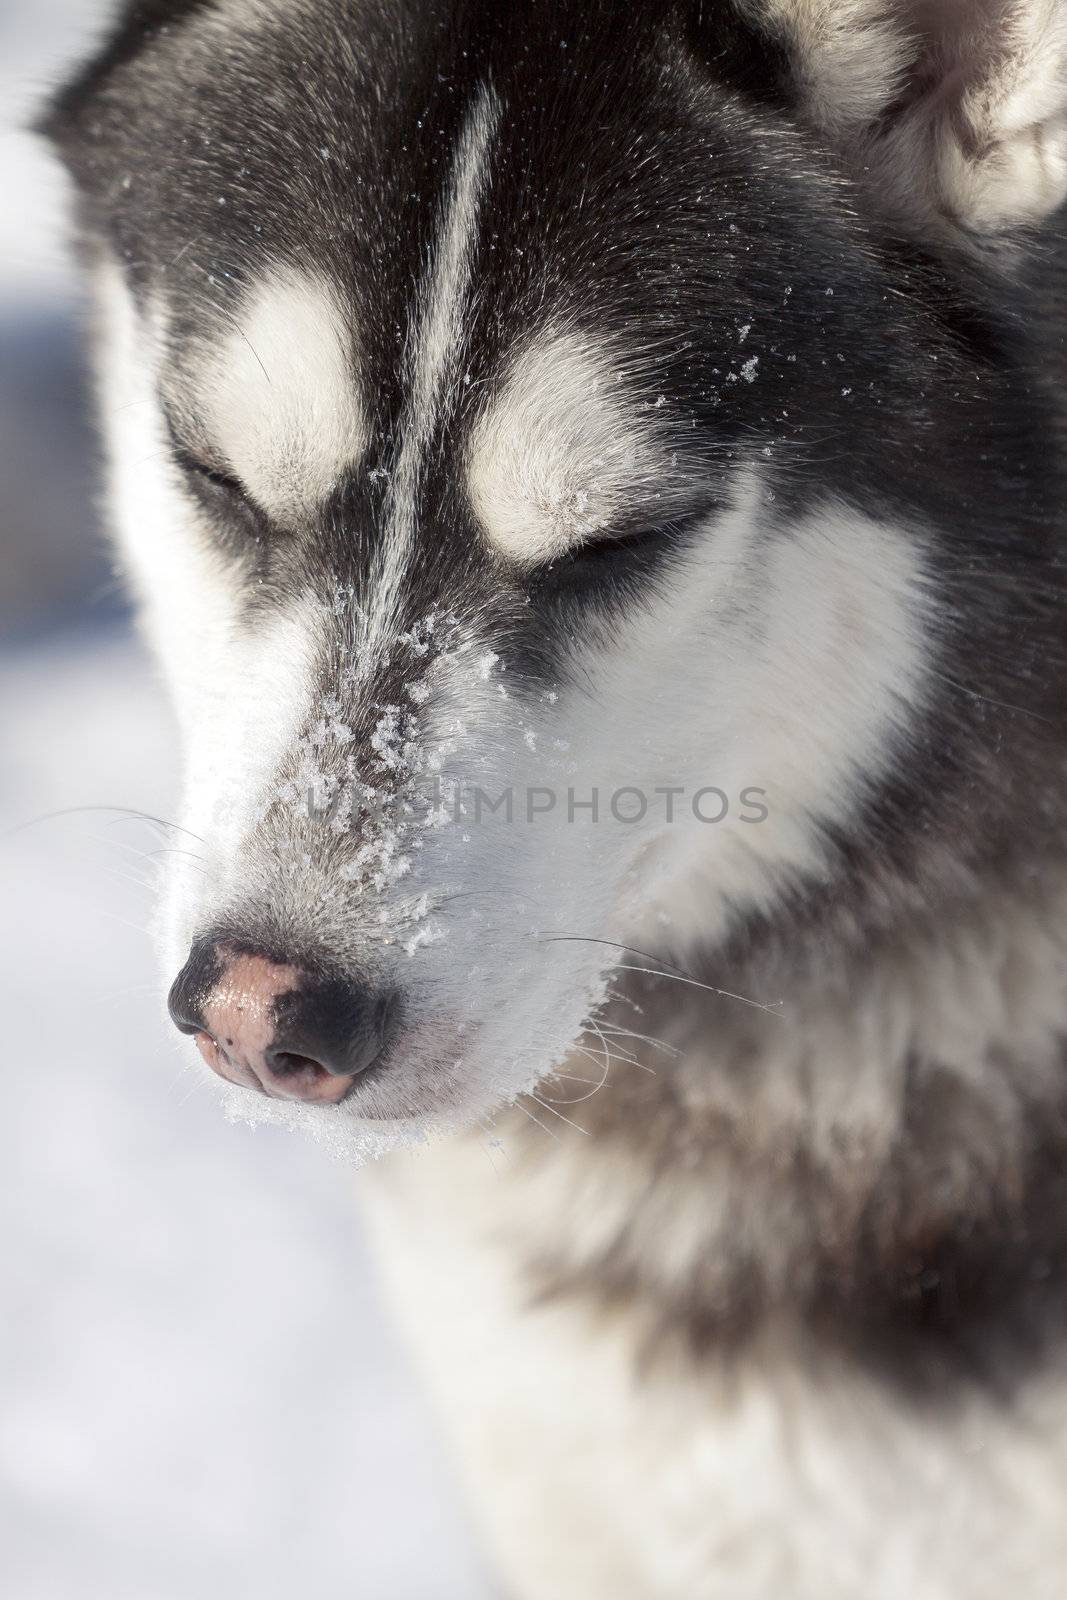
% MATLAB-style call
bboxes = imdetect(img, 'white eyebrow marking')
[201,268,367,517]
[357,81,499,670]
[466,331,669,564]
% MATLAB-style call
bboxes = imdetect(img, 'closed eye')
[175,447,246,496]
[164,416,268,528]
[563,527,663,560]
[164,416,254,506]
[524,507,721,606]
[520,526,669,607]
[548,524,663,568]
[533,520,687,583]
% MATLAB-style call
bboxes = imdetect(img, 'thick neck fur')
[505,850,1067,1386]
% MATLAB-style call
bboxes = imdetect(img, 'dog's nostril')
[264,1048,349,1089]
[262,1049,343,1099]
[269,1050,323,1078]
[273,980,397,1080]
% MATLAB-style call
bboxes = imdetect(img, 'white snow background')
[1,5,495,1596]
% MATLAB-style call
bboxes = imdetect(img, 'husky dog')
[46,0,1067,1593]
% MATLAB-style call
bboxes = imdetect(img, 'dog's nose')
[167,940,393,1104]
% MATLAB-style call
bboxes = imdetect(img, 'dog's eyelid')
[546,518,674,567]
[177,446,243,491]
[163,414,250,498]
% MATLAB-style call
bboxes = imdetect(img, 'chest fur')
[362,1133,1067,1600]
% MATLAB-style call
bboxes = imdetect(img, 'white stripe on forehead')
[467,331,670,564]
[357,82,499,670]
[200,268,366,519]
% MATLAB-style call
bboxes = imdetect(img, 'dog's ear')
[38,0,207,167]
[743,0,1067,235]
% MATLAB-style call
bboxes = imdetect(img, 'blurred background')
[0,5,493,1595]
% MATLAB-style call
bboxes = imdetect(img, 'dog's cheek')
[92,257,327,946]
[92,258,237,725]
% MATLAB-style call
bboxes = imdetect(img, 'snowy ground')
[0,629,495,1599]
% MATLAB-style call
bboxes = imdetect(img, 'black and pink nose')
[167,940,394,1104]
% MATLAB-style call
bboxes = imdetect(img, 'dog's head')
[46,0,1067,1152]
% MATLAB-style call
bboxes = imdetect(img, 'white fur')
[745,0,910,138]
[467,329,674,563]
[354,868,1067,1600]
[361,862,1067,1596]
[749,0,1067,232]
[199,267,366,518]
[359,83,499,669]
[918,0,1067,232]
[562,484,932,952]
[93,261,321,959]
[364,1126,1067,1600]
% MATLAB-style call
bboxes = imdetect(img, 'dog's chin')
[197,1008,582,1165]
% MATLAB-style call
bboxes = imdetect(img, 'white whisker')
[525,1092,590,1137]
[514,1098,559,1141]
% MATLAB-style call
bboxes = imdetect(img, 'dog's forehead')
[65,0,829,566]
[93,0,680,319]
[140,13,705,550]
